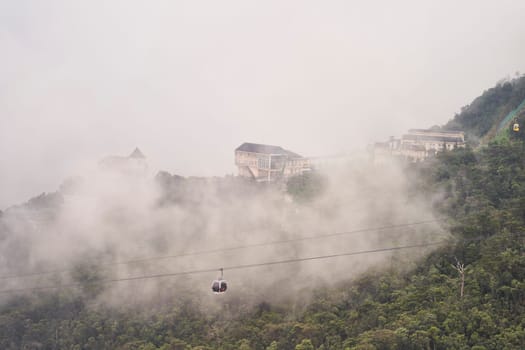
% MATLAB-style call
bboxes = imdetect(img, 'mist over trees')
[2,137,525,349]
[2,77,525,349]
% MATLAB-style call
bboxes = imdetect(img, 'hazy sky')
[1,0,525,209]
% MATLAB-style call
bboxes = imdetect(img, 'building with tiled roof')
[373,129,466,163]
[99,147,148,175]
[235,143,310,182]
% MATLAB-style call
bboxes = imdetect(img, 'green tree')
[295,339,314,350]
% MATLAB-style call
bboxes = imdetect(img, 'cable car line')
[0,219,442,281]
[0,240,446,295]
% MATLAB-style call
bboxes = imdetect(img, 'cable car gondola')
[513,123,520,132]
[211,268,227,294]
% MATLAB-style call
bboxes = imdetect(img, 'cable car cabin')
[513,123,520,132]
[212,279,227,294]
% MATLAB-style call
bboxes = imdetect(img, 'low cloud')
[0,154,447,310]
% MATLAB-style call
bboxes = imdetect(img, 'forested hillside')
[444,75,525,142]
[2,139,525,349]
[2,78,525,349]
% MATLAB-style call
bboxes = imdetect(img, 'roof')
[129,147,146,159]
[235,143,303,158]
[408,128,464,134]
[407,129,465,138]
[402,134,464,143]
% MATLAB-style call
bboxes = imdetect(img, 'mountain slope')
[444,75,525,143]
[3,78,525,349]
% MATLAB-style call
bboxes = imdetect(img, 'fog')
[2,0,525,208]
[0,151,450,311]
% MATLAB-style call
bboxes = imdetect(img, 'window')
[258,156,269,169]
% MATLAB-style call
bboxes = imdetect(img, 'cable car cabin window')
[212,280,227,293]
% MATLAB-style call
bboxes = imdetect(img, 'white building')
[401,129,465,153]
[373,129,466,163]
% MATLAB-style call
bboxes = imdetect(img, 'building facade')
[401,129,465,153]
[235,143,310,182]
[373,129,466,163]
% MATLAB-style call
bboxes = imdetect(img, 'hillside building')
[99,147,148,175]
[235,142,310,182]
[402,129,465,153]
[373,129,466,163]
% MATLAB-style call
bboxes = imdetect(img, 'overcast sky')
[1,0,525,209]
